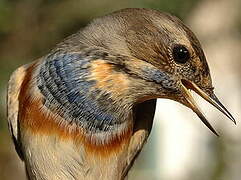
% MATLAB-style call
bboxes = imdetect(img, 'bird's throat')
[37,53,132,135]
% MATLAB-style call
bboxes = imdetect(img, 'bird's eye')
[172,45,190,64]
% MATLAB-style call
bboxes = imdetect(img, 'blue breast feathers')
[37,52,117,132]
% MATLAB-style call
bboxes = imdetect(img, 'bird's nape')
[180,79,236,136]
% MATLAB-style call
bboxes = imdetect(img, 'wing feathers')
[7,63,32,159]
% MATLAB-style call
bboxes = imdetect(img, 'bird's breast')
[18,57,133,157]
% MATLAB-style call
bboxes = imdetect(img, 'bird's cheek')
[160,79,180,92]
[139,66,179,91]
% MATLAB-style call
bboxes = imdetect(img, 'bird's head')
[75,8,235,135]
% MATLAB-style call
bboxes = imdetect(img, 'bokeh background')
[0,0,240,179]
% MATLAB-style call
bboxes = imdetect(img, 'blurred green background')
[0,0,240,179]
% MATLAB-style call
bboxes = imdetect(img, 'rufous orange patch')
[20,98,132,157]
[89,60,129,97]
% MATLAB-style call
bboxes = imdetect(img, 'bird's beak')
[180,79,236,136]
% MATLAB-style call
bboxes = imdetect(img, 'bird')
[7,8,235,180]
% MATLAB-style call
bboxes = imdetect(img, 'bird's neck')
[34,53,156,179]
[37,53,133,136]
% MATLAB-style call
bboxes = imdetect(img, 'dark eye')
[172,45,190,64]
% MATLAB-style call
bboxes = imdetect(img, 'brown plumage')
[7,8,235,180]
